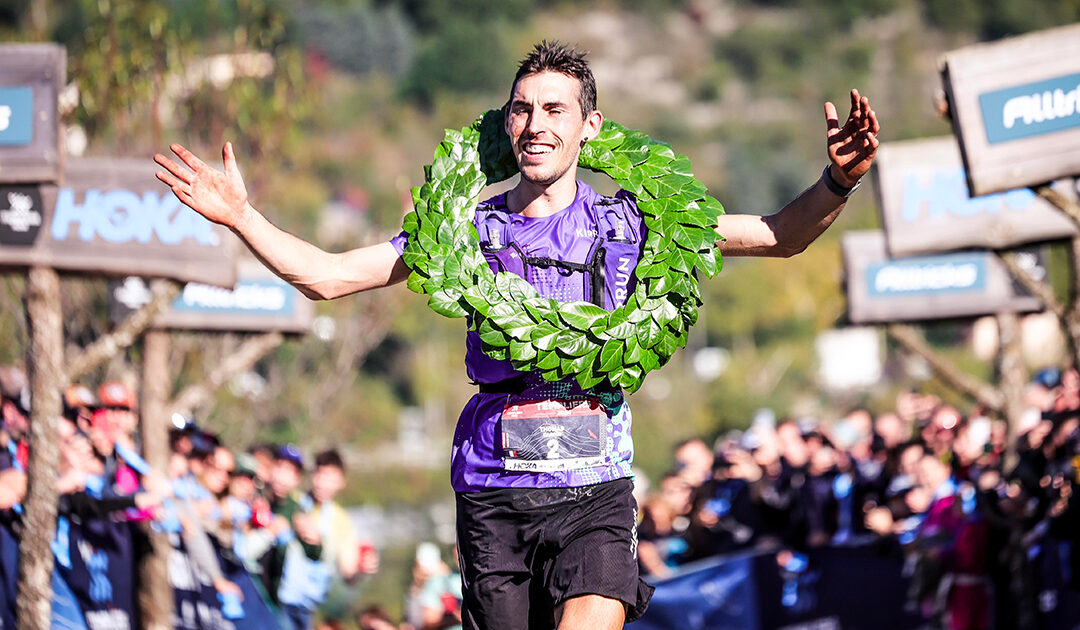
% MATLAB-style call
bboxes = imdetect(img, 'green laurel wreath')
[400,110,724,394]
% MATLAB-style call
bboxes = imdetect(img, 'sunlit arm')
[715,88,880,259]
[231,204,408,300]
[154,142,408,301]
[716,177,847,258]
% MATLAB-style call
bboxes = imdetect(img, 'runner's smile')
[506,71,589,184]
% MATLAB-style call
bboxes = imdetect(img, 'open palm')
[824,89,880,188]
[154,142,249,229]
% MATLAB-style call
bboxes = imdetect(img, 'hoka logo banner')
[51,188,218,246]
[900,168,1039,223]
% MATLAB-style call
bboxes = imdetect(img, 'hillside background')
[3,0,1079,616]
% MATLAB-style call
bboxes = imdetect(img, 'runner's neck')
[509,170,580,218]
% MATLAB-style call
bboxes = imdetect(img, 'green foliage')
[399,18,516,106]
[401,110,723,393]
[293,2,414,77]
[920,0,1080,39]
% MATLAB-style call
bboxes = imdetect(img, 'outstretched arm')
[154,143,408,300]
[716,89,880,258]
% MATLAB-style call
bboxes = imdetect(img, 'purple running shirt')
[391,182,646,491]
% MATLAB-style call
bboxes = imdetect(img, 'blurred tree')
[293,2,415,78]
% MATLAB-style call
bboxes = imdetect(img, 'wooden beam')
[167,331,284,415]
[887,323,1005,412]
[66,279,181,383]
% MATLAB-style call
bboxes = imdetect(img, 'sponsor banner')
[57,518,140,630]
[634,545,921,630]
[0,521,16,630]
[940,23,1080,196]
[632,552,758,630]
[0,43,64,182]
[874,137,1077,257]
[843,231,1043,324]
[170,532,285,630]
[0,157,236,287]
[108,259,312,333]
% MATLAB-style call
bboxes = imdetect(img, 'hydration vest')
[475,186,644,310]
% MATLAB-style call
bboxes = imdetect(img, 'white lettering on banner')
[167,547,197,591]
[0,192,41,232]
[0,106,10,131]
[77,539,94,564]
[874,263,980,293]
[614,256,632,304]
[84,609,131,630]
[778,617,841,630]
[1002,85,1080,129]
[180,283,287,311]
[51,189,219,246]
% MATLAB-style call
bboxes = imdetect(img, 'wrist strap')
[822,165,861,197]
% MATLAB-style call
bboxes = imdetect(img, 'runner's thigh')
[457,490,553,630]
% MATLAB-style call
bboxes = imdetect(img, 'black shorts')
[455,478,654,630]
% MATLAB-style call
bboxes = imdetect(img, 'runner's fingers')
[156,169,187,191]
[824,101,840,136]
[171,143,208,172]
[222,142,236,172]
[154,154,193,184]
[172,186,196,209]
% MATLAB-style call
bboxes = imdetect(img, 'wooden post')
[996,312,1026,470]
[138,329,174,630]
[16,266,65,630]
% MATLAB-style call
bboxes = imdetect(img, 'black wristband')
[822,165,861,198]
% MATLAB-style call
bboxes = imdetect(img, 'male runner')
[155,41,879,630]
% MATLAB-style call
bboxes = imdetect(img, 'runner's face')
[505,71,598,186]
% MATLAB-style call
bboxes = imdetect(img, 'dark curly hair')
[510,40,597,118]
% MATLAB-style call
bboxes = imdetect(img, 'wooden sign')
[0,44,65,183]
[844,230,1043,324]
[874,136,1077,257]
[108,260,312,334]
[941,23,1080,196]
[0,157,236,287]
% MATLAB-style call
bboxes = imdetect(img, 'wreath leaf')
[401,110,725,392]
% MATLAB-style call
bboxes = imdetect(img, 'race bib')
[500,399,608,472]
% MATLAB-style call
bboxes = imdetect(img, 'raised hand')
[824,89,880,188]
[154,142,249,229]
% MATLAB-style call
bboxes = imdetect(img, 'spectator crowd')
[0,365,386,630]
[635,370,1080,630]
[6,358,1080,630]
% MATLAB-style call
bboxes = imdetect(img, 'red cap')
[98,381,136,409]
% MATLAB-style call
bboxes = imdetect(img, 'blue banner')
[170,533,285,630]
[899,167,1040,224]
[866,253,987,297]
[980,73,1080,144]
[0,87,34,146]
[57,518,140,630]
[632,545,921,630]
[630,553,759,630]
[0,520,17,630]
[171,280,297,318]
